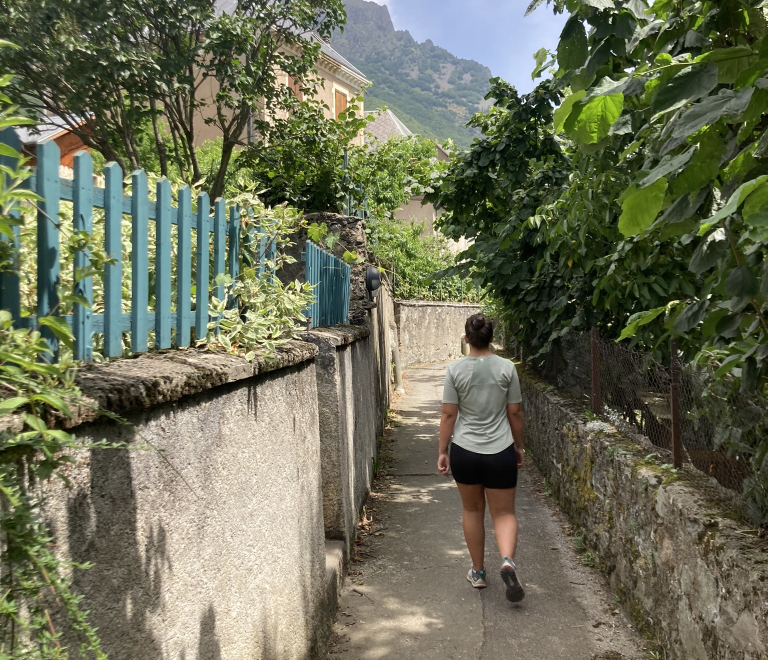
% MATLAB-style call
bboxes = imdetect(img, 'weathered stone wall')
[43,345,330,660]
[281,213,370,326]
[520,369,768,660]
[370,277,395,434]
[304,327,379,557]
[32,326,389,660]
[395,301,480,366]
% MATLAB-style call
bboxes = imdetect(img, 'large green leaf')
[725,266,759,297]
[564,94,624,145]
[696,47,759,84]
[698,175,768,234]
[689,228,727,274]
[672,88,754,139]
[650,64,719,118]
[532,48,553,81]
[618,177,667,236]
[558,18,589,71]
[619,306,667,340]
[638,149,694,188]
[553,90,586,133]
[38,316,75,350]
[670,129,726,197]
[756,127,768,159]
[743,182,768,226]
[674,299,710,333]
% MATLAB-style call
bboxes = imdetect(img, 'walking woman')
[437,313,526,602]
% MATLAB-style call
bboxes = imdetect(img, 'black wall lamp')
[366,266,381,301]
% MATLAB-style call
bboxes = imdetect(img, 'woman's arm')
[437,403,459,476]
[507,403,526,466]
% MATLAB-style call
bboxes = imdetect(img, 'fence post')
[72,151,94,361]
[591,327,602,416]
[670,338,683,469]
[37,141,62,358]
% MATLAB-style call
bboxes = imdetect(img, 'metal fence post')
[591,327,602,416]
[670,338,683,469]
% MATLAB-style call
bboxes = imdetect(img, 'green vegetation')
[0,0,347,199]
[368,217,477,302]
[232,95,369,213]
[0,59,112,658]
[429,0,768,524]
[348,135,442,219]
[333,0,492,148]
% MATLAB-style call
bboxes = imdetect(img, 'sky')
[366,0,567,93]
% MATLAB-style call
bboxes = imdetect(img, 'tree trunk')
[210,139,237,201]
[149,98,169,178]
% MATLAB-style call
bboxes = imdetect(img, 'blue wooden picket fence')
[302,240,351,329]
[0,132,350,360]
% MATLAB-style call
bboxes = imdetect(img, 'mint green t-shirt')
[442,355,522,455]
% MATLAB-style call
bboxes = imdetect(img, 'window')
[335,91,348,120]
[289,76,303,102]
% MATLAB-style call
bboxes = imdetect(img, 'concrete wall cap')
[0,342,319,432]
[395,300,481,308]
[302,324,371,348]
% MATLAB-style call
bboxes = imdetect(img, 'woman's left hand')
[437,452,451,477]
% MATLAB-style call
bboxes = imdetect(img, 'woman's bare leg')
[456,483,486,570]
[486,488,518,561]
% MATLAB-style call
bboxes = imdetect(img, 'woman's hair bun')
[465,313,493,348]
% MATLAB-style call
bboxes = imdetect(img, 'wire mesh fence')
[517,329,764,501]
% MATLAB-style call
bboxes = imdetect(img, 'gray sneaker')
[467,567,487,589]
[501,558,525,602]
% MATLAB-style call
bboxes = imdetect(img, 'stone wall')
[43,346,328,660]
[33,328,385,660]
[395,301,480,366]
[370,277,396,434]
[281,213,370,326]
[304,326,379,557]
[520,369,768,660]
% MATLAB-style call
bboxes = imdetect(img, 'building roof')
[364,109,413,144]
[16,115,87,144]
[314,35,366,79]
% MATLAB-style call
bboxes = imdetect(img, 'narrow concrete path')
[327,363,647,660]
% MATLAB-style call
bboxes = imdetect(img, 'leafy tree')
[0,0,346,199]
[428,0,768,523]
[232,94,368,212]
[347,135,441,219]
[367,216,478,302]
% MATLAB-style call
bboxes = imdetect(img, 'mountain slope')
[333,0,492,148]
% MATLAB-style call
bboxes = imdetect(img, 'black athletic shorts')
[450,443,518,489]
